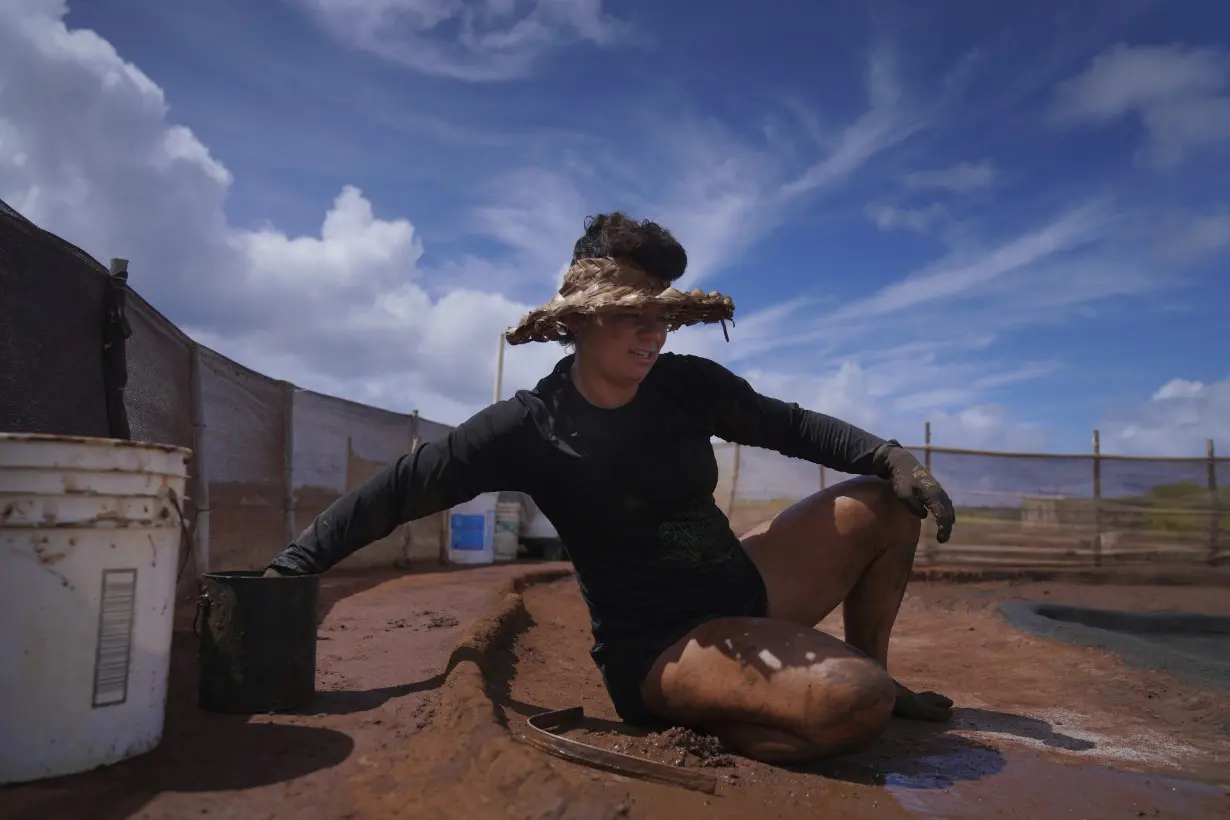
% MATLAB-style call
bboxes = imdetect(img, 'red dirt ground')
[4,565,1229,819]
[0,563,598,820]
[503,577,1230,819]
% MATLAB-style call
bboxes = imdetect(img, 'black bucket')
[195,570,320,713]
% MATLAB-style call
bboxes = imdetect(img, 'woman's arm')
[677,355,955,541]
[266,397,532,575]
[681,355,891,474]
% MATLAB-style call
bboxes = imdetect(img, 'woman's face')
[572,307,670,384]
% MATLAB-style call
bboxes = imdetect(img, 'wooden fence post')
[1209,439,1220,565]
[923,421,936,565]
[282,381,296,546]
[1092,429,1102,568]
[188,343,210,576]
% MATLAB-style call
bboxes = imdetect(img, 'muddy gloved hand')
[872,440,956,543]
[262,566,293,578]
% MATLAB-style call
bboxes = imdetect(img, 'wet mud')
[999,600,1230,692]
[3,567,1228,819]
[503,578,1230,819]
[0,564,585,820]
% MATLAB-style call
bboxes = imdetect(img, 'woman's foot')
[892,682,953,721]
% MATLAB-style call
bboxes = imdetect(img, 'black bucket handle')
[192,590,211,640]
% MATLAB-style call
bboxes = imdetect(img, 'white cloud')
[866,202,949,234]
[734,339,1057,455]
[1052,42,1230,167]
[1157,206,1230,264]
[0,2,548,422]
[780,50,924,199]
[296,0,634,81]
[902,160,999,193]
[828,201,1112,324]
[1101,377,1230,456]
[3,2,1222,467]
[465,47,925,294]
[1153,378,1205,401]
[469,166,591,287]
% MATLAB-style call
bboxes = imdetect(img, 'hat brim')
[504,290,735,345]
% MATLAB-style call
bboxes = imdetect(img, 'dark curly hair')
[571,212,688,283]
[558,213,688,348]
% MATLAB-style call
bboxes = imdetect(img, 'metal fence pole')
[104,258,133,441]
[189,343,210,575]
[728,444,742,517]
[923,421,936,565]
[1209,439,1220,565]
[282,381,296,546]
[1092,429,1102,568]
[493,332,505,405]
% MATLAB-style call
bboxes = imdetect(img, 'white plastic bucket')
[446,493,496,565]
[0,433,192,784]
[493,501,521,562]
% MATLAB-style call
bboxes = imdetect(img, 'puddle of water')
[884,747,1227,819]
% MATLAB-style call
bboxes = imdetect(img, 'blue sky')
[2,0,1228,458]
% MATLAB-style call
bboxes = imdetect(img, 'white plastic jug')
[493,500,522,561]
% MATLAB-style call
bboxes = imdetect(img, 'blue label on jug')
[451,513,486,550]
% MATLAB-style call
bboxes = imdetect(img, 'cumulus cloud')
[1052,42,1230,168]
[1101,377,1230,457]
[296,0,634,81]
[0,1,552,423]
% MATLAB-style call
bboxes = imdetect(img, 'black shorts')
[592,567,769,726]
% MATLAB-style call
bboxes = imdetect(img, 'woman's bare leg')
[632,478,951,764]
[741,477,952,720]
[639,616,897,763]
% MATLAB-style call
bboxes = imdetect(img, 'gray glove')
[872,441,956,543]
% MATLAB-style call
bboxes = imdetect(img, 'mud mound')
[341,568,636,820]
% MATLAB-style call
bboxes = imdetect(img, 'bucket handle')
[193,591,211,640]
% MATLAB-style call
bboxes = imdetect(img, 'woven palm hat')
[504,257,736,345]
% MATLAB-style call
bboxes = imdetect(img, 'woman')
[265,213,957,763]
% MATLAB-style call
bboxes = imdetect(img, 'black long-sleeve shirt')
[268,352,889,648]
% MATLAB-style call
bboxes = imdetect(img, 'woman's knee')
[795,656,896,755]
[833,478,922,544]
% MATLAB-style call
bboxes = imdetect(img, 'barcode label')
[92,569,137,708]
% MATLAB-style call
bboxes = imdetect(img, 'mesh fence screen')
[1098,455,1219,563]
[415,417,454,446]
[199,350,289,571]
[717,444,1228,568]
[125,298,195,450]
[123,297,199,589]
[292,390,442,567]
[5,196,1225,575]
[0,200,110,437]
